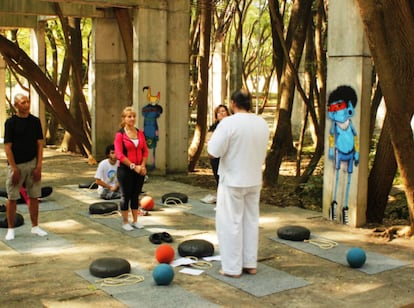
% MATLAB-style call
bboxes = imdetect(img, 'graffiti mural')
[142,86,163,170]
[327,85,360,224]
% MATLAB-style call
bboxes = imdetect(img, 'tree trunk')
[367,115,397,223]
[188,0,212,172]
[0,34,92,156]
[264,0,313,186]
[357,1,414,233]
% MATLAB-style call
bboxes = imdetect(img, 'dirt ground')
[0,146,413,308]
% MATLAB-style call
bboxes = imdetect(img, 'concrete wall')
[324,0,371,227]
[132,1,189,174]
[90,14,130,161]
[91,1,190,174]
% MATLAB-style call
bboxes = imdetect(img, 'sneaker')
[31,226,48,237]
[122,223,134,231]
[131,222,144,229]
[5,228,15,241]
[200,194,217,204]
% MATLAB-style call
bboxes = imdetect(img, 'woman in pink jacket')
[114,107,149,231]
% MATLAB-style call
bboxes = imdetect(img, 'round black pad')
[78,182,98,189]
[162,192,188,204]
[178,239,214,258]
[89,202,118,214]
[0,212,24,228]
[41,186,53,198]
[0,188,7,198]
[277,225,311,241]
[89,257,131,278]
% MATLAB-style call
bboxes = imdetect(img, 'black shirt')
[4,114,43,164]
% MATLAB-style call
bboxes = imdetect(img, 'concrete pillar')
[90,12,129,161]
[132,1,189,174]
[30,20,46,138]
[0,56,5,140]
[323,0,371,227]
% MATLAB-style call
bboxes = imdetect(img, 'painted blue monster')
[327,85,360,224]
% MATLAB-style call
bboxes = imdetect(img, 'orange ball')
[155,244,175,264]
[140,196,155,210]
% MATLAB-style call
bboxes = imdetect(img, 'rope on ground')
[90,211,121,218]
[95,273,144,287]
[162,197,192,209]
[187,256,213,270]
[304,238,338,249]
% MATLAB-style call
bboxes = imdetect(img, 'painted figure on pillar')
[327,85,360,225]
[142,86,163,170]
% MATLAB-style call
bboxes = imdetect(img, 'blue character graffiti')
[327,85,360,224]
[142,86,163,170]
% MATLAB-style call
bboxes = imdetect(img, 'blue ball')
[153,264,174,285]
[346,247,366,268]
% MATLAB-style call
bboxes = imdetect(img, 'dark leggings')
[210,157,220,187]
[117,165,145,211]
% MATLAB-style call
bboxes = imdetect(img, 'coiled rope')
[187,256,213,270]
[90,211,121,219]
[304,238,338,249]
[95,273,144,287]
[162,197,192,209]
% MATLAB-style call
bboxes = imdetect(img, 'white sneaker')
[5,228,15,241]
[31,226,48,237]
[122,223,134,231]
[200,194,217,204]
[132,222,144,229]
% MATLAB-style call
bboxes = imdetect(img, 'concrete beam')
[0,0,104,18]
[0,15,38,28]
[38,0,139,8]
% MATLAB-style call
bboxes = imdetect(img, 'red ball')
[140,196,155,210]
[155,244,175,264]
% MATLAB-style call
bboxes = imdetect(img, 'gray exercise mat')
[76,266,219,308]
[0,223,72,254]
[158,198,216,220]
[61,184,113,203]
[16,200,64,213]
[206,261,310,297]
[80,211,154,238]
[270,235,408,274]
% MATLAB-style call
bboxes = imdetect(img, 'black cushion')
[178,239,214,258]
[89,257,131,278]
[0,212,24,228]
[40,186,53,198]
[161,192,188,204]
[78,182,98,189]
[277,225,311,241]
[89,202,118,214]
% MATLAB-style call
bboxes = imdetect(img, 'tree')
[0,34,93,158]
[263,0,314,186]
[188,0,213,171]
[357,1,414,234]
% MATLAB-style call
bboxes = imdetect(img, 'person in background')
[94,144,121,200]
[3,93,48,240]
[208,89,269,277]
[200,104,230,204]
[114,107,149,231]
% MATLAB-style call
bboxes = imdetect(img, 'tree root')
[371,225,413,241]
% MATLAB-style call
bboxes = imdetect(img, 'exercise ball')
[346,247,366,268]
[140,196,155,210]
[155,244,175,264]
[153,263,174,285]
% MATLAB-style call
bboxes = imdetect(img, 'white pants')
[215,184,261,275]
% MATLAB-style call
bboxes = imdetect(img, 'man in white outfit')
[208,89,269,277]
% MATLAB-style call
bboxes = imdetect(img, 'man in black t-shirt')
[3,93,47,240]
